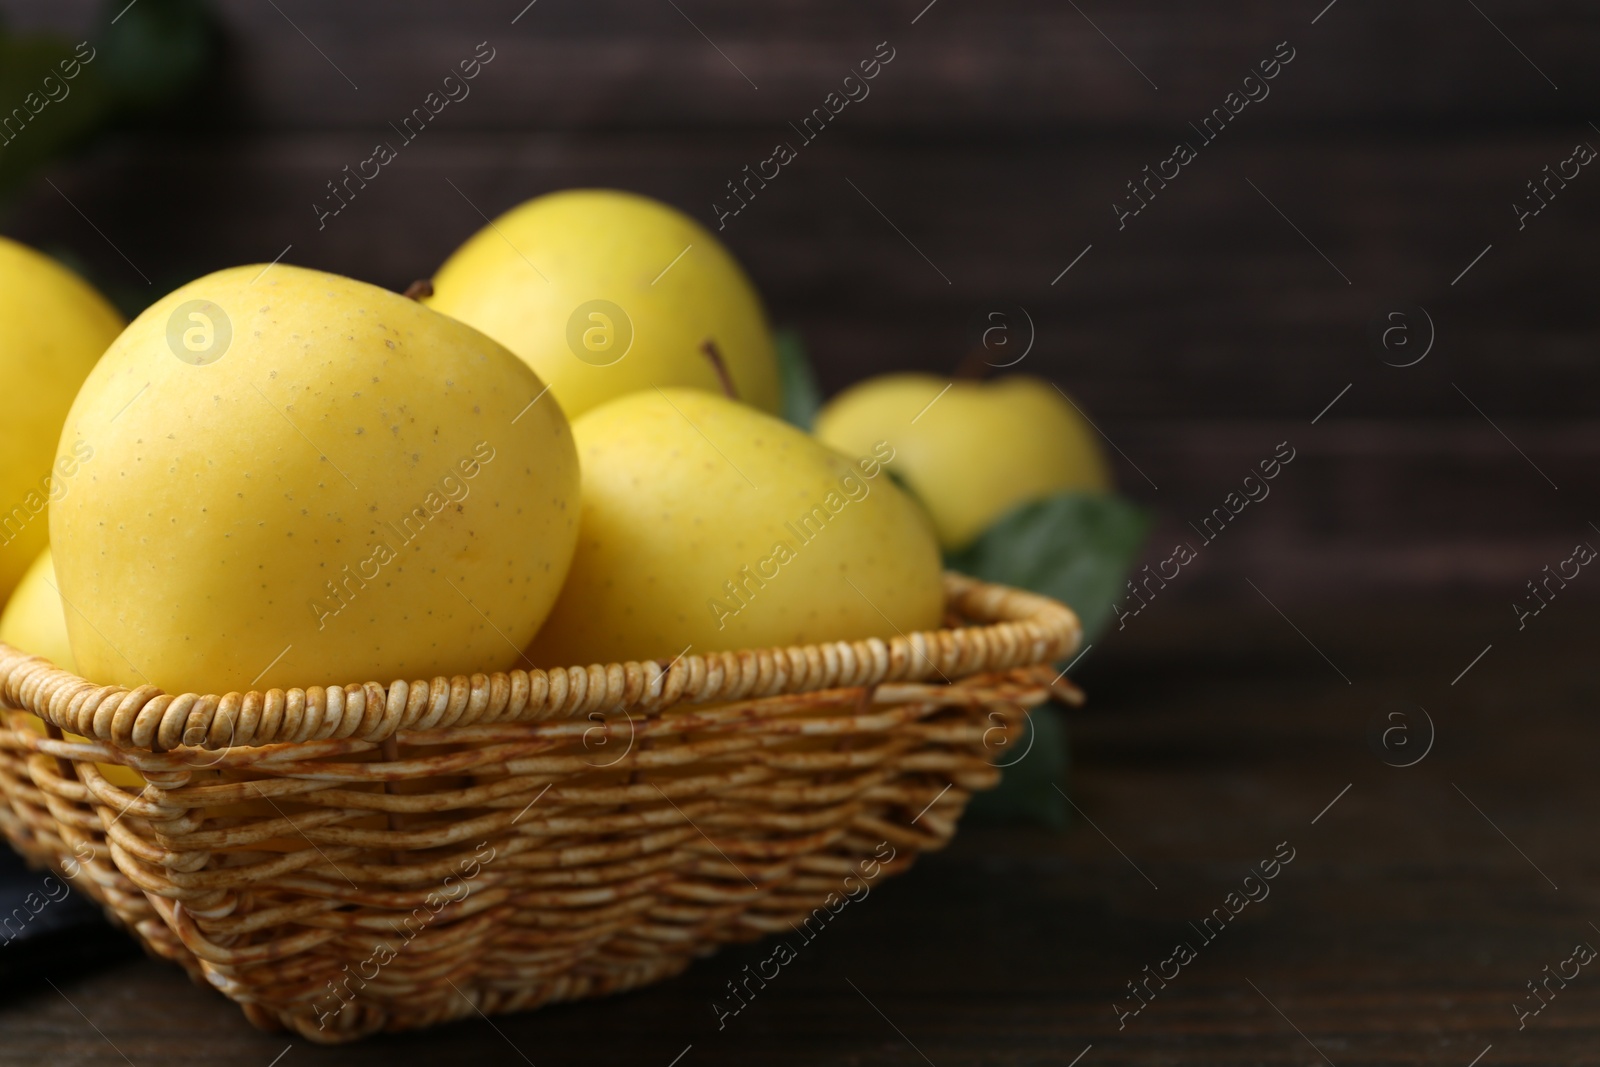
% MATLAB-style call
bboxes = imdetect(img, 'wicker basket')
[0,573,1079,1042]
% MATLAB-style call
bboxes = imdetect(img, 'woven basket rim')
[0,571,1079,754]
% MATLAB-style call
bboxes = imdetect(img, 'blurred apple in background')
[815,373,1113,550]
[811,369,1146,642]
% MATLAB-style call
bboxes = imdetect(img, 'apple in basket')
[425,189,784,420]
[0,239,137,787]
[0,548,143,788]
[0,236,124,603]
[49,263,580,694]
[527,387,945,666]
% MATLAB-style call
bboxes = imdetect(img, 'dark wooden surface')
[2,600,1596,1065]
[4,0,1599,599]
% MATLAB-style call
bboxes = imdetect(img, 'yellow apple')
[1,547,144,788]
[527,388,944,667]
[52,264,580,694]
[0,547,74,672]
[425,189,782,420]
[814,374,1112,551]
[0,237,123,602]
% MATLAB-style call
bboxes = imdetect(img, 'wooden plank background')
[3,0,1596,600]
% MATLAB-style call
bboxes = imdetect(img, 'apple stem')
[700,339,740,400]
[402,279,434,301]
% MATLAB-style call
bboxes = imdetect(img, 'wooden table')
[2,599,1587,1065]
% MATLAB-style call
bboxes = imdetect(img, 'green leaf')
[774,328,822,430]
[946,490,1151,644]
[947,491,1149,828]
[964,704,1069,828]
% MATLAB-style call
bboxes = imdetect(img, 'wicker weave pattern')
[0,575,1079,1042]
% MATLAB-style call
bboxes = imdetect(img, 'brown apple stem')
[951,346,992,381]
[700,339,740,400]
[402,279,435,301]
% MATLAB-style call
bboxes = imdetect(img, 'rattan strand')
[0,575,1074,753]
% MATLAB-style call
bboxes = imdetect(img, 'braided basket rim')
[0,572,1080,755]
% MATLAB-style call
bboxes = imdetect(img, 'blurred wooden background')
[3,0,1597,603]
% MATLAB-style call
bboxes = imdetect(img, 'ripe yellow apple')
[527,388,944,667]
[814,374,1112,551]
[425,189,782,420]
[0,547,75,672]
[52,264,580,694]
[1,548,144,789]
[0,237,123,602]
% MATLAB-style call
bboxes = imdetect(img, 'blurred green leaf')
[0,37,114,195]
[0,0,218,200]
[775,328,822,430]
[947,490,1149,828]
[964,704,1068,828]
[946,490,1151,644]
